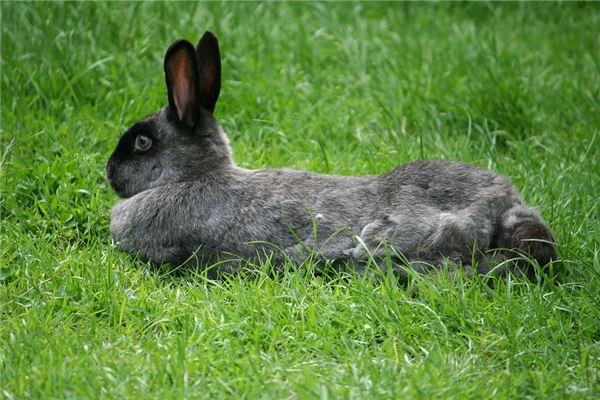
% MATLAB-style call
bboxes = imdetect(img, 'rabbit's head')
[107,31,233,198]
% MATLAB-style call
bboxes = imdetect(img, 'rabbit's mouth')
[107,177,131,199]
[112,185,131,199]
[106,163,130,198]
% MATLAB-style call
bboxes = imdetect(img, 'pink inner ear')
[169,50,196,123]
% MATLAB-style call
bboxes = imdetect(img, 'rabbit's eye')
[134,134,152,152]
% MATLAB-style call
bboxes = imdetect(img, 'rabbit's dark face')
[107,32,229,198]
[106,107,232,198]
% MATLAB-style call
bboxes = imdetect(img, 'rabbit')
[106,31,556,278]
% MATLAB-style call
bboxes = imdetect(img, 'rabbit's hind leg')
[348,213,438,270]
[417,209,494,268]
[347,213,489,277]
[348,215,429,261]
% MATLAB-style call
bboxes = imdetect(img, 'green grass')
[1,2,599,399]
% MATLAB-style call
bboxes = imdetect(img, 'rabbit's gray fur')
[107,32,556,276]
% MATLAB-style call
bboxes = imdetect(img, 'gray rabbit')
[107,32,556,277]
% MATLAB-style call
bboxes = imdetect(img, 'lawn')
[1,2,599,399]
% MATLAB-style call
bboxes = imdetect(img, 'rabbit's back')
[379,159,516,210]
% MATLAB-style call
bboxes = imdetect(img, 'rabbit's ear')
[195,31,221,113]
[164,40,200,127]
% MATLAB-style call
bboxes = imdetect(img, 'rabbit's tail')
[494,204,556,269]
